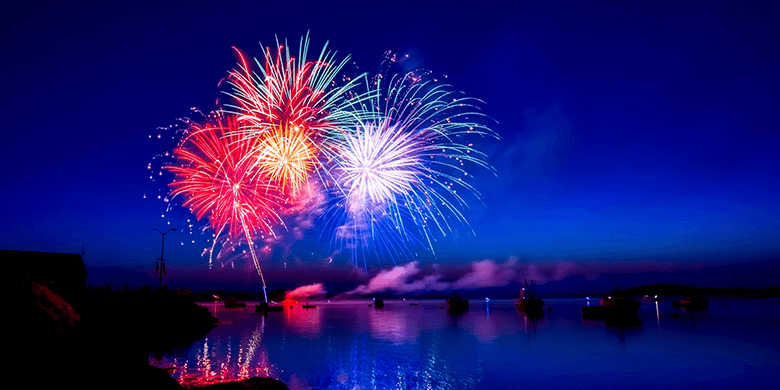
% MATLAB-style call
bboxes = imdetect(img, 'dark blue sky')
[2,1,778,290]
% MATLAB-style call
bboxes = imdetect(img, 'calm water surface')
[150,298,780,389]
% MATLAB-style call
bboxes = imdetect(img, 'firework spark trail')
[325,72,498,268]
[165,113,281,301]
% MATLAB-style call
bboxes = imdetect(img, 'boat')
[581,305,606,319]
[601,296,641,315]
[517,279,544,315]
[517,298,544,312]
[672,296,708,310]
[583,295,642,327]
[373,298,385,308]
[302,303,316,309]
[643,294,664,302]
[255,302,283,312]
[224,297,246,308]
[446,294,469,313]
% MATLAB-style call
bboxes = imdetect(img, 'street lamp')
[153,228,176,290]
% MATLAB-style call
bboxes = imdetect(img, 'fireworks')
[158,35,497,277]
[253,123,316,192]
[222,34,378,193]
[224,35,373,144]
[324,73,496,266]
[165,113,282,300]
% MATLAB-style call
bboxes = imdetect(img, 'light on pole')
[153,228,176,290]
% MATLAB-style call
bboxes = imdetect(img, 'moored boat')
[447,294,469,313]
[581,305,606,320]
[517,298,544,313]
[517,280,544,315]
[302,303,316,309]
[584,295,642,327]
[601,296,641,316]
[672,296,708,310]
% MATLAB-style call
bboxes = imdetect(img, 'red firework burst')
[223,35,363,146]
[165,113,282,243]
[229,46,326,128]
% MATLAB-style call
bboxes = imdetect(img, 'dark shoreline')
[10,278,288,389]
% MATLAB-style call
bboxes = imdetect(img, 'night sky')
[2,1,778,292]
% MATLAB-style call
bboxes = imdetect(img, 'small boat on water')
[672,296,709,310]
[302,303,316,309]
[601,296,641,311]
[643,294,664,302]
[447,294,469,313]
[517,298,544,312]
[255,302,283,312]
[373,298,385,308]
[517,279,544,315]
[583,295,642,327]
[601,296,641,318]
[581,305,607,319]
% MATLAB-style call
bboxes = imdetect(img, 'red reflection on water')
[284,301,323,338]
[151,315,276,386]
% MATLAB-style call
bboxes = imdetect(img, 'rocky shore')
[8,271,287,389]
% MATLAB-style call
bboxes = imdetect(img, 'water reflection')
[153,310,276,386]
[284,304,323,338]
[150,299,780,390]
[367,306,421,344]
[365,301,545,344]
[315,333,481,390]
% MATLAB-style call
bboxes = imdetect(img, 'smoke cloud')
[343,257,580,296]
[345,262,449,296]
[286,283,327,300]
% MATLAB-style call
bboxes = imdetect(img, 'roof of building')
[1,250,89,280]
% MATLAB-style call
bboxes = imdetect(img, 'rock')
[187,377,290,390]
[114,365,183,390]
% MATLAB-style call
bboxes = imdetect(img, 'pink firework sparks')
[165,113,282,301]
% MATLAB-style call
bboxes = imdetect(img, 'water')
[150,298,780,389]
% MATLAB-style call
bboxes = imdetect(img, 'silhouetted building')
[2,250,88,306]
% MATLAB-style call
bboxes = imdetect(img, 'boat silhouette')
[672,296,708,310]
[582,295,642,327]
[447,294,469,313]
[517,279,544,317]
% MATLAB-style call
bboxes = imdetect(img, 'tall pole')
[153,228,176,290]
[159,232,165,290]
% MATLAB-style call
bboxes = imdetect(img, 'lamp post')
[153,228,176,290]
